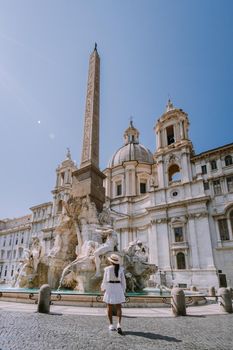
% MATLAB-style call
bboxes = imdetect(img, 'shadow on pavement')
[35,311,63,316]
[123,331,182,342]
[186,314,206,318]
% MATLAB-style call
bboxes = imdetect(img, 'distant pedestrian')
[101,253,126,334]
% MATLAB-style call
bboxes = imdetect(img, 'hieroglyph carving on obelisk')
[80,45,100,169]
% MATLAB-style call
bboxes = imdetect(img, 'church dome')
[108,121,154,168]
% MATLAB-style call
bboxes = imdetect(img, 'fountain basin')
[0,287,206,308]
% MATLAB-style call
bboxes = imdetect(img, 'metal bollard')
[209,286,216,297]
[37,284,51,314]
[171,288,186,316]
[218,288,232,313]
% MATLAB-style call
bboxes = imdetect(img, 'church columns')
[125,170,130,196]
[156,130,161,149]
[104,169,111,198]
[188,213,215,269]
[195,215,215,268]
[174,123,179,142]
[155,220,171,269]
[149,222,158,266]
[124,162,137,196]
[180,120,184,139]
[157,157,165,188]
[181,151,192,183]
[188,217,200,269]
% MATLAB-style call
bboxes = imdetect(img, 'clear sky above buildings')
[0,0,233,218]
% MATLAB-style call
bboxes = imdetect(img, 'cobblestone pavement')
[0,307,233,350]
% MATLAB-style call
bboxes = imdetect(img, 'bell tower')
[154,99,194,187]
[155,99,191,151]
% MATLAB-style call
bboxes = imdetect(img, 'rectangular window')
[7,251,11,259]
[174,227,184,242]
[211,160,217,170]
[226,176,233,192]
[203,181,209,190]
[116,183,122,196]
[201,165,207,174]
[140,182,147,194]
[218,219,230,241]
[213,180,222,195]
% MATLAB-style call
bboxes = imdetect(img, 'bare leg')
[116,304,122,325]
[107,304,113,325]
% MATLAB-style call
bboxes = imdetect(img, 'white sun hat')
[107,253,120,264]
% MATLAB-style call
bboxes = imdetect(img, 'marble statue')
[93,228,118,277]
[123,240,156,292]
[11,236,43,288]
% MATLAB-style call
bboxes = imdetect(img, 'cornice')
[192,142,233,161]
[30,202,52,211]
[146,195,210,212]
[0,223,31,235]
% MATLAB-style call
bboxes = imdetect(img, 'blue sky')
[0,0,233,218]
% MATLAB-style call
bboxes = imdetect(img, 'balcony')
[171,241,189,251]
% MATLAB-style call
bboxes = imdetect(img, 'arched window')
[225,155,232,166]
[177,252,186,269]
[57,200,63,214]
[168,164,181,182]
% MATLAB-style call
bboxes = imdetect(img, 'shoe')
[117,327,123,335]
[109,325,116,331]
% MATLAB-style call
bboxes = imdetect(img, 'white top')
[101,265,126,292]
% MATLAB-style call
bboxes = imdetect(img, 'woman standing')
[101,253,126,334]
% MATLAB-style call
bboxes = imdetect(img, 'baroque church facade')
[1,47,233,290]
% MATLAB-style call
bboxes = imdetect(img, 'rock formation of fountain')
[13,196,157,292]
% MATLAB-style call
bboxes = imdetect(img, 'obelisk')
[80,43,100,169]
[72,44,105,211]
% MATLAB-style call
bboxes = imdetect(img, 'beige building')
[0,215,31,282]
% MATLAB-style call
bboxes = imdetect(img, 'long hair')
[113,263,120,278]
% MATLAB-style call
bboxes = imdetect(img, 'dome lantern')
[123,120,140,145]
[108,121,154,168]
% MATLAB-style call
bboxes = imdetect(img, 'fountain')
[10,195,157,294]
